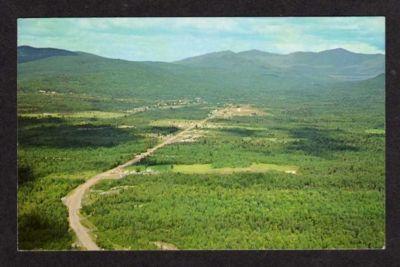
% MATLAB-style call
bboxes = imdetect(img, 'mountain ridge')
[174,47,384,81]
[18,45,384,63]
[18,45,79,63]
[17,45,385,104]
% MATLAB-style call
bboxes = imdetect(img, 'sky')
[18,17,385,62]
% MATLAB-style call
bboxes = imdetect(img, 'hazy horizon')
[18,17,385,62]
[18,45,385,63]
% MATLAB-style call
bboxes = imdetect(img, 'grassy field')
[125,163,298,175]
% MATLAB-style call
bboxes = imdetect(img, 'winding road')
[63,111,216,250]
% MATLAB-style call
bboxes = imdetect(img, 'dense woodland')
[17,47,385,250]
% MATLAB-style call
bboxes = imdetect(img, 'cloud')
[18,17,385,61]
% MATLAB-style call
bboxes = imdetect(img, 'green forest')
[17,46,385,250]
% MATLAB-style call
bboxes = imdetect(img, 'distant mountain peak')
[19,45,34,49]
[173,50,238,65]
[245,49,263,53]
[174,46,384,81]
[239,49,275,55]
[18,45,77,63]
[211,50,236,56]
[319,48,352,54]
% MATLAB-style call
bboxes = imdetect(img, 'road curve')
[63,113,215,250]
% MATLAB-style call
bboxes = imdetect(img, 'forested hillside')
[17,45,385,250]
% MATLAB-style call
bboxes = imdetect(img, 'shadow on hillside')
[18,211,71,250]
[18,122,140,148]
[18,162,35,185]
[219,127,264,137]
[285,127,359,157]
[18,116,65,127]
[148,126,180,135]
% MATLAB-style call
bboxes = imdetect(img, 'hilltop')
[18,45,78,63]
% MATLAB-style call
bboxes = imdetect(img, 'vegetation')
[79,88,384,249]
[18,177,83,250]
[82,171,384,249]
[125,163,298,175]
[17,113,160,249]
[17,46,385,250]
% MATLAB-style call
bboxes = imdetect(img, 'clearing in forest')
[124,163,298,175]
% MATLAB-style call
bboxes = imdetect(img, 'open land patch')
[20,111,128,119]
[149,119,201,129]
[365,129,385,135]
[212,105,267,118]
[125,163,298,175]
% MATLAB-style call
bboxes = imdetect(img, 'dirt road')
[63,111,216,250]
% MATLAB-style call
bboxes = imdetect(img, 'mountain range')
[17,45,385,103]
[19,45,384,81]
[175,48,384,81]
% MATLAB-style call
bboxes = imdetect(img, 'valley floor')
[18,101,385,250]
